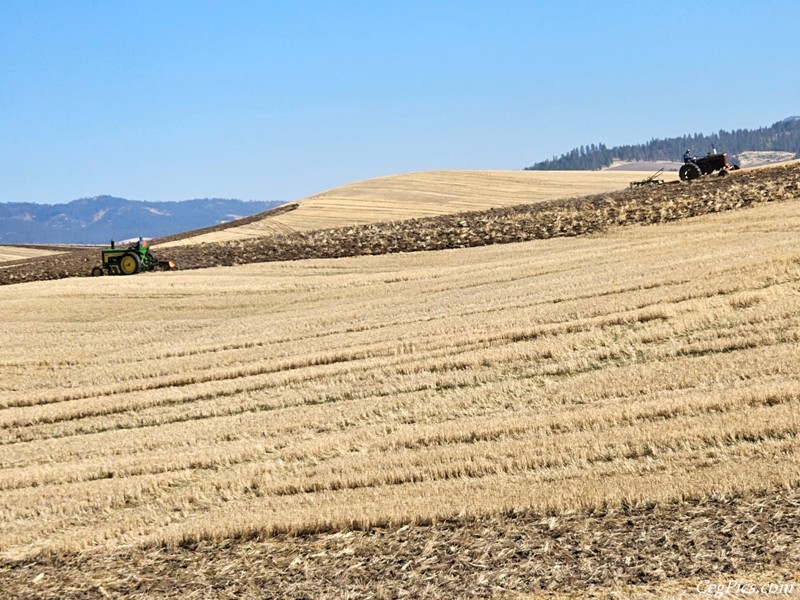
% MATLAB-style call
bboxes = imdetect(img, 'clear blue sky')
[1,1,798,204]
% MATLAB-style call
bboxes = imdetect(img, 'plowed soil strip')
[2,163,798,286]
[2,488,797,598]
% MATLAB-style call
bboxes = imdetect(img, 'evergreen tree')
[525,118,800,170]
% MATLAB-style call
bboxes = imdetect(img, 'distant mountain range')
[0,196,282,244]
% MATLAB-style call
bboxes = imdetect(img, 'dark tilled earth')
[1,489,798,598]
[2,164,799,287]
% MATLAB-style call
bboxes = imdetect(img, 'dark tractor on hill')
[90,238,176,276]
[679,149,740,181]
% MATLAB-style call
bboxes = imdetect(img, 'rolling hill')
[1,162,796,285]
[1,164,799,598]
[158,169,676,247]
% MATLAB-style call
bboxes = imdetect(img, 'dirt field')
[1,164,799,597]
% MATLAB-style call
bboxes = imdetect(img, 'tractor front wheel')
[91,266,104,277]
[118,252,141,275]
[679,163,702,181]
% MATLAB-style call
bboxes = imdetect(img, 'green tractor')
[91,238,176,276]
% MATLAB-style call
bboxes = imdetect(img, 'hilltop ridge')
[159,169,659,248]
[2,161,797,286]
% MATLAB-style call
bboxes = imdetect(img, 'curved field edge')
[1,162,797,286]
[0,245,63,264]
[159,169,671,246]
[0,488,797,598]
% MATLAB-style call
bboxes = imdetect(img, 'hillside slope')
[159,169,667,247]
[1,162,796,286]
[1,188,798,597]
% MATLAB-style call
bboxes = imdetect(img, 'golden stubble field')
[160,169,669,247]
[1,185,799,596]
[0,246,60,264]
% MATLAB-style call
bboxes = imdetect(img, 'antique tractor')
[679,152,739,181]
[90,238,176,276]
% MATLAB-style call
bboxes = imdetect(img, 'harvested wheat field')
[1,170,800,597]
[0,245,60,264]
[160,169,668,246]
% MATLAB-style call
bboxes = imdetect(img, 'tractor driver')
[683,149,694,163]
[136,237,148,262]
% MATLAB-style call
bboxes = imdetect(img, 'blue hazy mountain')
[0,196,282,244]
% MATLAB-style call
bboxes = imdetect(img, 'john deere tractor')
[91,238,176,276]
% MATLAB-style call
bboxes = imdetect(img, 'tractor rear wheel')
[679,163,702,181]
[118,252,141,275]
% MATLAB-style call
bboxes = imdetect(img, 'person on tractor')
[135,237,150,266]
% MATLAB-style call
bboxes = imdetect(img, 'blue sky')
[1,1,798,204]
